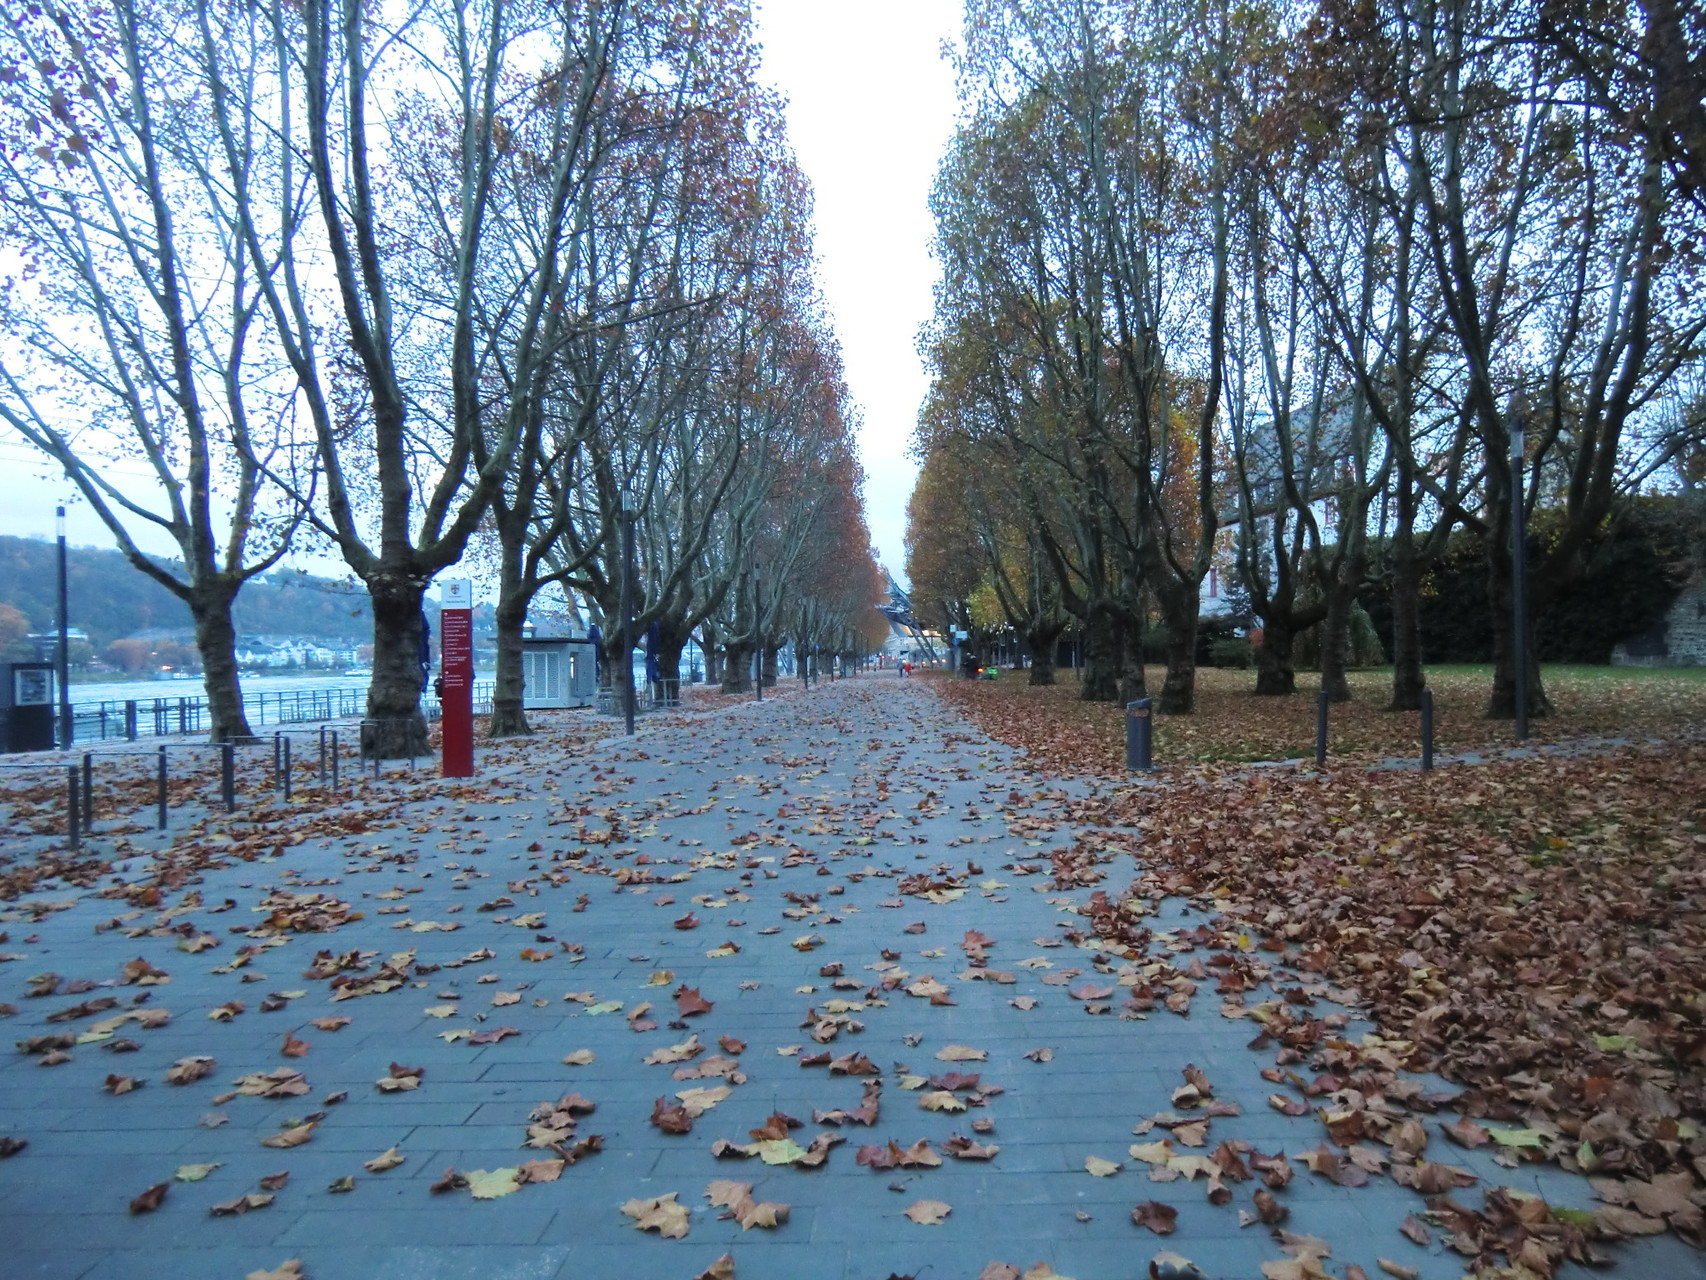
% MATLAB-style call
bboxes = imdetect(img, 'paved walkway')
[0,675,1696,1280]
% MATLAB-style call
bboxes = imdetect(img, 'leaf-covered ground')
[3,673,1703,1280]
[949,665,1706,1263]
[938,666,1706,775]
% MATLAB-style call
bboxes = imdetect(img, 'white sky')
[0,2,965,591]
[753,0,962,586]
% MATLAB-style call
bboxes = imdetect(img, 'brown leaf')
[622,1191,691,1238]
[260,1123,315,1149]
[165,1055,216,1085]
[651,1096,694,1134]
[905,1198,952,1225]
[129,1182,168,1214]
[1132,1200,1179,1234]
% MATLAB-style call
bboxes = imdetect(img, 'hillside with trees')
[0,535,373,649]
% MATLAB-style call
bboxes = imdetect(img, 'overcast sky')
[753,0,963,586]
[1,1,965,591]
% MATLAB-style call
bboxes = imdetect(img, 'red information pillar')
[440,578,474,777]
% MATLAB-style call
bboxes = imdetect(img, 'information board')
[440,579,473,777]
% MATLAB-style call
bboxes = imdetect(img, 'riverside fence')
[67,682,496,743]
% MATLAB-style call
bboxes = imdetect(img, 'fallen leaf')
[623,1191,691,1238]
[1132,1200,1178,1234]
[935,1044,987,1062]
[905,1198,952,1225]
[364,1147,405,1173]
[174,1163,221,1182]
[260,1123,315,1149]
[465,1168,522,1199]
[1085,1156,1122,1177]
[165,1056,216,1085]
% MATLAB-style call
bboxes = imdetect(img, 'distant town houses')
[234,636,363,669]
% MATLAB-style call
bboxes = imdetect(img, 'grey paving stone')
[3,675,1701,1280]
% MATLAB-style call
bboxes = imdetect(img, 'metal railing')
[68,682,493,743]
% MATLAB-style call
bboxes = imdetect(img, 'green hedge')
[1360,497,1702,664]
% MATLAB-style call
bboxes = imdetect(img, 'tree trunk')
[1079,603,1121,702]
[1117,611,1147,704]
[487,589,531,738]
[1485,550,1553,720]
[1319,586,1353,704]
[363,572,430,758]
[1156,585,1198,714]
[721,641,752,693]
[191,581,255,743]
[655,617,691,699]
[1253,621,1297,696]
[1025,621,1063,686]
[600,627,636,705]
[702,628,724,685]
[1386,529,1426,712]
[762,642,779,687]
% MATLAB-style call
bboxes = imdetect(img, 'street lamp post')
[56,504,71,749]
[620,491,636,736]
[1509,414,1529,741]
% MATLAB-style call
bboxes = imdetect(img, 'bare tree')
[0,0,312,742]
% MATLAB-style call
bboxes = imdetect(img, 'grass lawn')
[937,663,1706,776]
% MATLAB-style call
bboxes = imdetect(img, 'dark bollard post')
[318,727,328,786]
[273,733,283,793]
[1420,688,1434,772]
[283,737,292,801]
[67,767,81,849]
[81,752,93,826]
[330,731,340,791]
[221,743,235,811]
[156,746,168,830]
[1126,698,1154,771]
[1315,689,1329,768]
[125,700,138,741]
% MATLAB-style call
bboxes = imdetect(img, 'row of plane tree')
[907,0,1705,715]
[0,0,884,748]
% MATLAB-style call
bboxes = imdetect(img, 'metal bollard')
[1420,688,1434,772]
[1126,697,1154,771]
[81,752,93,827]
[125,700,138,741]
[283,736,292,801]
[156,746,168,830]
[318,727,328,786]
[330,731,340,791]
[221,742,236,811]
[1315,689,1330,768]
[67,766,81,850]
